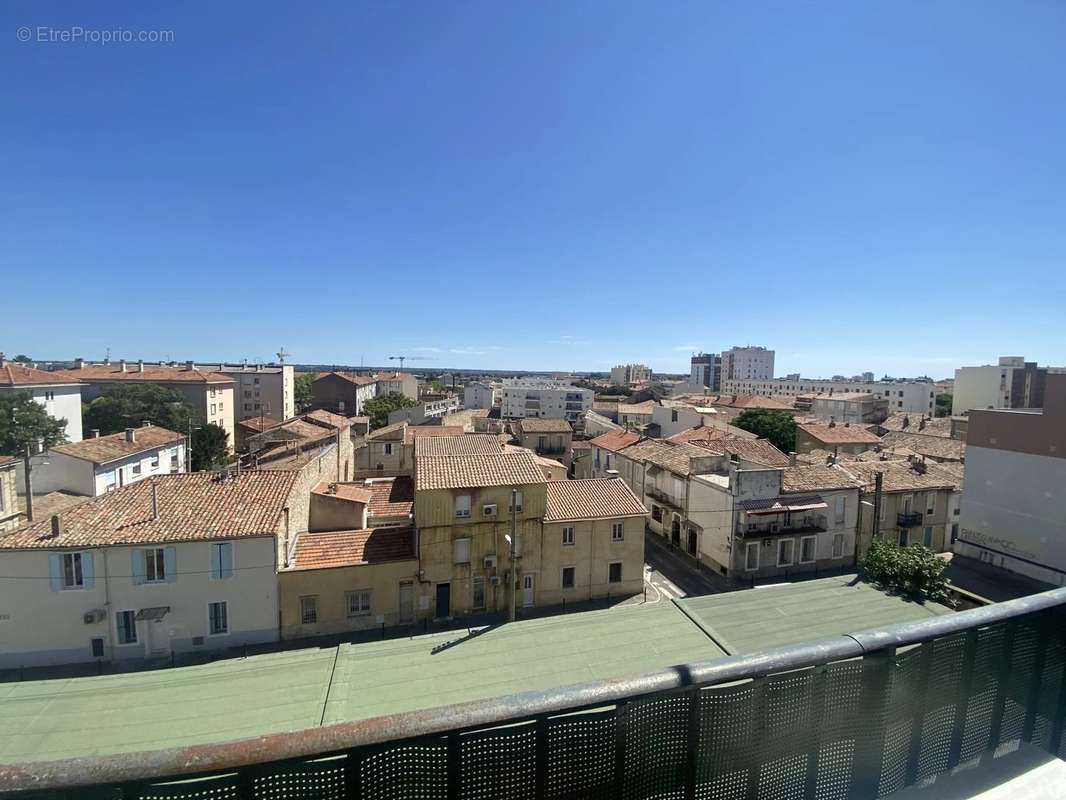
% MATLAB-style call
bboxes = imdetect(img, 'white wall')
[18,444,186,497]
[952,366,1010,416]
[724,377,935,415]
[1,384,84,443]
[464,383,495,410]
[0,536,278,668]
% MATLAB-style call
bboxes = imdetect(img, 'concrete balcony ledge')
[886,743,1066,800]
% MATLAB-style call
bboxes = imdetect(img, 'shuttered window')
[208,602,228,635]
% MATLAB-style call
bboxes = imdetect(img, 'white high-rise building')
[463,381,497,410]
[500,379,593,422]
[610,364,652,386]
[722,346,775,382]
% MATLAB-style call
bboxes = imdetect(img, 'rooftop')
[797,421,882,444]
[517,418,573,433]
[48,426,183,465]
[413,433,503,458]
[366,476,415,519]
[0,362,82,387]
[588,429,642,452]
[838,460,962,492]
[543,478,647,522]
[0,472,296,549]
[879,413,954,437]
[634,440,718,477]
[689,436,790,467]
[403,425,464,445]
[880,430,966,461]
[302,409,353,430]
[235,416,282,432]
[311,481,373,504]
[289,527,415,570]
[781,464,863,493]
[0,576,949,763]
[416,451,547,491]
[616,400,658,415]
[52,363,232,384]
[316,371,376,386]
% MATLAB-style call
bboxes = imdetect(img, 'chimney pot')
[50,514,62,538]
[125,428,136,444]
[185,360,195,371]
[137,359,144,373]
[91,429,100,438]
[119,359,127,372]
[141,420,152,427]
[75,358,84,369]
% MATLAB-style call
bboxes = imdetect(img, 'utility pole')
[869,471,884,558]
[22,444,34,523]
[509,487,518,623]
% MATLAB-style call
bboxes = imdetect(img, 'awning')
[739,495,828,516]
[135,606,171,622]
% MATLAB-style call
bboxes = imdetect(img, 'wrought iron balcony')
[5,588,1066,799]
[897,511,923,527]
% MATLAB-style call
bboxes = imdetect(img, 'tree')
[84,384,198,436]
[363,392,417,429]
[0,391,68,454]
[12,354,32,364]
[733,409,797,453]
[860,537,950,604]
[294,372,315,413]
[935,393,952,418]
[596,385,633,398]
[191,424,229,471]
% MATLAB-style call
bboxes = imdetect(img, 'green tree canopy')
[733,409,797,453]
[860,537,950,604]
[12,354,32,364]
[935,393,952,418]
[294,372,315,413]
[84,384,198,436]
[363,392,417,429]
[0,391,68,454]
[191,424,229,471]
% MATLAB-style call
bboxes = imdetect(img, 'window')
[926,492,936,515]
[116,610,137,644]
[537,436,546,450]
[171,451,180,470]
[608,562,623,584]
[562,567,575,589]
[834,496,846,524]
[744,541,759,571]
[923,527,933,547]
[210,404,216,414]
[210,542,234,579]
[91,637,105,658]
[453,538,471,564]
[472,577,485,611]
[61,552,84,589]
[651,505,662,522]
[150,454,160,469]
[244,403,252,411]
[777,539,795,567]
[383,443,394,456]
[562,526,575,546]
[454,495,471,518]
[611,522,624,542]
[244,390,252,398]
[44,391,55,401]
[300,596,318,625]
[800,536,817,564]
[131,462,142,476]
[208,601,228,635]
[832,533,844,558]
[346,590,372,618]
[510,491,523,513]
[143,548,166,583]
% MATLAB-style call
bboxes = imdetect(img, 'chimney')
[74,358,84,369]
[185,360,195,371]
[91,429,100,438]
[828,416,836,428]
[0,353,5,367]
[151,482,159,521]
[141,420,152,427]
[119,359,127,373]
[788,452,797,467]
[256,363,263,372]
[104,355,111,365]
[50,514,62,538]
[919,417,926,431]
[137,359,144,373]
[125,428,136,443]
[902,415,909,430]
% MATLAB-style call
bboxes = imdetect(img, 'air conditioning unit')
[82,609,106,625]
[483,504,498,517]
[484,555,498,569]
[490,576,501,586]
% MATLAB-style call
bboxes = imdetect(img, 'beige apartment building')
[0,456,19,532]
[54,360,235,448]
[514,418,573,461]
[218,363,294,422]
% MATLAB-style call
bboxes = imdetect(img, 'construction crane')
[276,347,290,364]
[389,355,406,370]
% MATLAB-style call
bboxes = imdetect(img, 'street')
[643,530,737,601]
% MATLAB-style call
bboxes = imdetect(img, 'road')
[643,530,736,601]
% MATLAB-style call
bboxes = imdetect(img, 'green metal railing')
[3,587,1066,799]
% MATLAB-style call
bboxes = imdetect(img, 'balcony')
[898,511,924,527]
[646,485,684,511]
[737,514,828,536]
[11,587,1066,798]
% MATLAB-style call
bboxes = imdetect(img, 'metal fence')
[4,587,1066,799]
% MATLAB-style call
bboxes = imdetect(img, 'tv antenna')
[276,347,290,364]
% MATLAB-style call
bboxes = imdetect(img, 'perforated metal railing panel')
[10,610,1066,800]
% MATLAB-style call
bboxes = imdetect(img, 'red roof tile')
[0,363,82,387]
[589,430,642,452]
[366,477,414,519]
[289,527,415,570]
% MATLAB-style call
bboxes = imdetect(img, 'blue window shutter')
[131,550,145,585]
[221,543,234,579]
[210,544,221,580]
[48,554,62,592]
[82,552,95,589]
[164,547,177,583]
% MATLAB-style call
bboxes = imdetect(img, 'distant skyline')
[4,2,1065,378]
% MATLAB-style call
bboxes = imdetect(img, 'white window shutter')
[48,554,62,592]
[221,543,234,578]
[131,550,145,585]
[82,552,95,589]
[164,547,177,583]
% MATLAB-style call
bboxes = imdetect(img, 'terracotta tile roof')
[589,430,642,452]
[544,478,647,522]
[303,409,352,430]
[49,426,183,465]
[289,527,415,570]
[316,371,376,386]
[414,434,503,457]
[312,481,373,504]
[838,461,961,493]
[0,455,19,468]
[416,451,546,491]
[52,364,232,384]
[781,465,862,493]
[236,417,282,432]
[0,363,83,387]
[404,425,464,445]
[878,414,953,437]
[689,437,791,468]
[880,431,965,462]
[797,422,882,445]
[366,422,407,441]
[373,371,414,382]
[702,394,794,410]
[255,418,335,444]
[518,418,573,433]
[667,426,736,445]
[571,440,593,450]
[640,441,720,476]
[617,401,658,415]
[366,476,414,519]
[0,472,296,549]
[348,416,370,425]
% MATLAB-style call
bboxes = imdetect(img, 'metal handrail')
[3,586,1066,794]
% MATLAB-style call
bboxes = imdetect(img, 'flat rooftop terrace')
[0,576,949,764]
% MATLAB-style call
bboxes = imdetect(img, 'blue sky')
[3,2,1065,378]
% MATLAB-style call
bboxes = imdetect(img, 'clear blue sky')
[4,2,1065,378]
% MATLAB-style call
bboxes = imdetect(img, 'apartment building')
[722,346,775,381]
[19,425,185,497]
[724,375,936,415]
[463,381,497,410]
[0,456,19,532]
[218,363,294,422]
[499,379,593,422]
[374,372,418,401]
[587,430,641,478]
[0,471,302,668]
[311,372,378,416]
[689,352,721,391]
[953,373,1066,586]
[952,356,1053,416]
[0,357,84,442]
[691,462,861,579]
[53,360,234,447]
[810,392,889,425]
[387,394,461,425]
[795,421,882,456]
[609,364,652,386]
[355,423,466,476]
[617,400,657,429]
[514,418,573,460]
[652,403,758,439]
